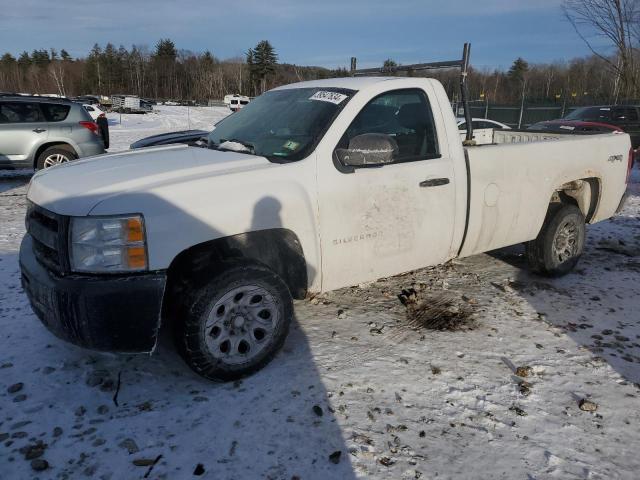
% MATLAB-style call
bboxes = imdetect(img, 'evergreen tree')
[250,40,277,93]
[1,53,16,67]
[154,39,177,60]
[85,44,103,92]
[508,57,529,84]
[153,39,177,98]
[202,51,215,69]
[31,49,50,69]
[60,49,72,61]
[383,58,397,69]
[245,48,255,94]
[17,51,31,68]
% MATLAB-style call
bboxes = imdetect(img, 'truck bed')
[459,131,630,258]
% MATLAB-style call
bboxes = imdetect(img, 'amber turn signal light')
[127,246,147,269]
[127,217,144,242]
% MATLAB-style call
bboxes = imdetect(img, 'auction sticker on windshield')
[309,91,348,105]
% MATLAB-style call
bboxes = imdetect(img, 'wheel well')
[552,177,600,223]
[33,142,76,168]
[165,229,309,301]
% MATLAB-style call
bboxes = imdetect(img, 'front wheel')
[525,203,585,277]
[174,262,293,381]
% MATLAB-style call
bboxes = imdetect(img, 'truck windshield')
[208,87,354,162]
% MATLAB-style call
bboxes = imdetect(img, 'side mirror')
[336,133,398,167]
[194,136,208,147]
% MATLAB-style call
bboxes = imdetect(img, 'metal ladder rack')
[350,43,474,144]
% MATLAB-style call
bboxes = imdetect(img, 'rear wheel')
[174,262,292,381]
[36,145,77,170]
[525,203,585,276]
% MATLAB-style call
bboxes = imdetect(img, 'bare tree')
[48,61,66,96]
[563,0,640,98]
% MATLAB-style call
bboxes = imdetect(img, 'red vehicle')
[528,119,623,134]
[529,120,637,166]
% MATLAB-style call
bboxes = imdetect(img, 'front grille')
[26,202,69,274]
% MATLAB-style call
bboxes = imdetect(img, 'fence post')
[484,96,489,119]
[517,83,526,129]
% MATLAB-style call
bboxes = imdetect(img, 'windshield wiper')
[215,138,256,155]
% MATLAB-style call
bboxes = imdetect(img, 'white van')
[224,94,250,112]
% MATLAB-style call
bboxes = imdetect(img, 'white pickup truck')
[20,72,632,381]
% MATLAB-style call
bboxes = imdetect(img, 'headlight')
[69,215,148,273]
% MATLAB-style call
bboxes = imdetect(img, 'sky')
[0,0,610,71]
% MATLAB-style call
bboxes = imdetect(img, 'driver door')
[316,87,458,292]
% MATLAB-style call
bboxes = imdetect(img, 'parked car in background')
[527,120,637,165]
[72,95,101,105]
[83,104,105,121]
[528,120,623,134]
[130,129,208,149]
[457,117,510,145]
[564,105,640,150]
[0,95,105,169]
[140,99,154,112]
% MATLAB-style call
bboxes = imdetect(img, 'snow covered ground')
[1,109,639,479]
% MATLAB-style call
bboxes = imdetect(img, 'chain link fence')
[455,101,576,129]
[456,98,640,129]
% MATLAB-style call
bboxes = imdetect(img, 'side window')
[336,89,439,166]
[613,107,638,122]
[587,108,611,121]
[0,103,8,123]
[0,102,45,123]
[40,103,71,122]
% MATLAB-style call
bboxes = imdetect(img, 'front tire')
[174,262,293,381]
[36,145,77,170]
[525,203,585,277]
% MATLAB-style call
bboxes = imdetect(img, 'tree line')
[0,39,345,102]
[0,41,631,105]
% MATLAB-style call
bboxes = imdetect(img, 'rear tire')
[36,145,77,170]
[525,203,585,277]
[174,262,293,382]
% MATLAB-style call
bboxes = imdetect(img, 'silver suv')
[0,96,106,170]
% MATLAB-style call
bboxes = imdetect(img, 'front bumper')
[19,234,166,353]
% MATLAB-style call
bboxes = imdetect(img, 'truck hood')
[27,144,276,216]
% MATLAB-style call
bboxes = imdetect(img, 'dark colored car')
[528,119,623,134]
[129,129,208,149]
[563,105,640,149]
[528,120,637,166]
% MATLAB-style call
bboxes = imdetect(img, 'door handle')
[419,178,450,187]
[32,128,46,133]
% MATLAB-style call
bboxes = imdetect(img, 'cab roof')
[272,76,404,91]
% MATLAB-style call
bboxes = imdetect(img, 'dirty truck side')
[20,75,632,381]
